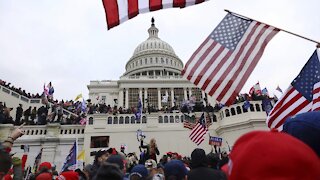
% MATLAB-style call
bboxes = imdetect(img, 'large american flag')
[102,0,209,30]
[267,49,320,130]
[181,13,279,106]
[189,113,208,145]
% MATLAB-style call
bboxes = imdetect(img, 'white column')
[202,91,206,105]
[144,88,148,108]
[118,88,124,107]
[139,88,143,107]
[184,88,187,101]
[125,88,129,109]
[158,88,161,109]
[171,88,175,107]
[189,88,192,99]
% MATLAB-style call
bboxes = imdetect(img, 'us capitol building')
[0,19,268,170]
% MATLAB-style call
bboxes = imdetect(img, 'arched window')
[164,116,169,123]
[236,106,242,114]
[231,108,236,116]
[131,116,136,124]
[225,109,230,117]
[159,116,163,123]
[170,116,174,123]
[113,117,118,124]
[107,117,112,124]
[119,117,124,124]
[142,116,147,123]
[125,116,130,124]
[255,104,261,111]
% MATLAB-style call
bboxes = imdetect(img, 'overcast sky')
[0,0,319,101]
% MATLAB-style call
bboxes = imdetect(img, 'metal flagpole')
[225,9,320,46]
[76,137,78,170]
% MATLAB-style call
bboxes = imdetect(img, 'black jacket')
[187,167,226,180]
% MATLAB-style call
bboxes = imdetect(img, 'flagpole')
[225,9,320,46]
[76,138,78,170]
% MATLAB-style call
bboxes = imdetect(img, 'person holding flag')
[135,98,142,121]
[61,141,77,172]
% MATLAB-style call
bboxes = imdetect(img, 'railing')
[60,125,85,135]
[89,101,268,126]
[120,75,184,80]
[21,125,85,136]
[24,126,47,136]
[218,101,268,121]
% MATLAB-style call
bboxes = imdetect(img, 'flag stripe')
[103,0,120,29]
[128,0,139,19]
[173,0,186,7]
[267,90,303,127]
[221,26,279,104]
[201,22,260,96]
[189,42,221,83]
[117,0,129,24]
[183,39,214,79]
[208,23,264,99]
[150,0,163,11]
[189,113,207,145]
[200,49,231,90]
[214,25,278,102]
[182,13,278,105]
[192,44,224,85]
[267,50,320,130]
[267,90,311,129]
[274,100,311,129]
[268,87,295,117]
[181,38,211,75]
[103,0,208,29]
[312,82,320,110]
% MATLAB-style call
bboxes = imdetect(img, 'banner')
[209,136,223,146]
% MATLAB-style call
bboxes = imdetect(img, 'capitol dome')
[123,18,184,77]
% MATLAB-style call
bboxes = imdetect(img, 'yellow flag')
[75,94,82,101]
[77,150,85,161]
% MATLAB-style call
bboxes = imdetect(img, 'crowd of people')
[0,102,84,125]
[1,110,319,179]
[0,79,41,99]
[0,78,279,127]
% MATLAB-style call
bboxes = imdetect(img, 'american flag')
[181,13,279,106]
[267,49,320,130]
[102,0,209,30]
[33,148,43,172]
[249,82,262,96]
[189,113,208,145]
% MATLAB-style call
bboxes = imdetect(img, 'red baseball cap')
[228,130,320,179]
[38,162,52,171]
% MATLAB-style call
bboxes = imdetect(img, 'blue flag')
[135,98,142,120]
[61,141,77,172]
[81,99,87,112]
[262,98,273,115]
[243,100,251,110]
[262,87,269,96]
[47,82,54,95]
